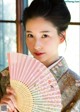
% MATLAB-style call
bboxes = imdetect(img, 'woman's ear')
[59,31,66,44]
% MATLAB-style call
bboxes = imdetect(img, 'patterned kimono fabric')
[0,57,80,112]
[49,57,80,112]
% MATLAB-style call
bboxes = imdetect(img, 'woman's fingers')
[6,86,16,96]
[6,87,18,109]
[1,96,16,111]
[0,87,18,112]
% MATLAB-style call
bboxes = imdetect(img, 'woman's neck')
[43,56,59,67]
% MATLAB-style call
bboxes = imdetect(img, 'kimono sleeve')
[71,100,80,112]
[0,68,10,99]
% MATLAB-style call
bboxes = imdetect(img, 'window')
[0,0,16,70]
[0,0,28,71]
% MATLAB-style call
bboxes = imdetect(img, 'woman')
[0,0,80,111]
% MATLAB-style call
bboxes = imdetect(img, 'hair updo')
[23,0,71,34]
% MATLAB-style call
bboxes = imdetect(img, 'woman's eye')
[42,34,49,38]
[27,34,33,38]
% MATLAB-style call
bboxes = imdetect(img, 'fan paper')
[8,52,62,112]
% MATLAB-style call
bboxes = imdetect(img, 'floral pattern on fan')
[8,52,62,112]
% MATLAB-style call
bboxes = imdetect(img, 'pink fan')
[8,52,62,112]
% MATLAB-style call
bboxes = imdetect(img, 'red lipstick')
[34,52,45,56]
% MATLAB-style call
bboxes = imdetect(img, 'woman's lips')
[34,52,45,56]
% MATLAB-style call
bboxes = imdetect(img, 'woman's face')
[26,17,64,67]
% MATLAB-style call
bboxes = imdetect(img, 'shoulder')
[0,67,10,83]
[62,68,80,90]
[0,67,10,86]
[0,67,10,97]
[68,68,80,79]
[60,68,80,87]
[0,67,9,76]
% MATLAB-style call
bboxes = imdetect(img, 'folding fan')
[8,52,62,112]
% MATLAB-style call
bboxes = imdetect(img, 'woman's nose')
[34,39,42,50]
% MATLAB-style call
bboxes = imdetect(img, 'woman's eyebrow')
[40,31,50,33]
[26,31,32,33]
[26,31,50,33]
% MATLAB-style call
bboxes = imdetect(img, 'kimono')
[0,57,80,112]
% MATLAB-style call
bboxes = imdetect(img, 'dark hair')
[22,0,71,34]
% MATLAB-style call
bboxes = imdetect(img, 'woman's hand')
[0,86,18,112]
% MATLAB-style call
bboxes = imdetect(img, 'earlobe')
[60,37,65,43]
[59,31,66,43]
